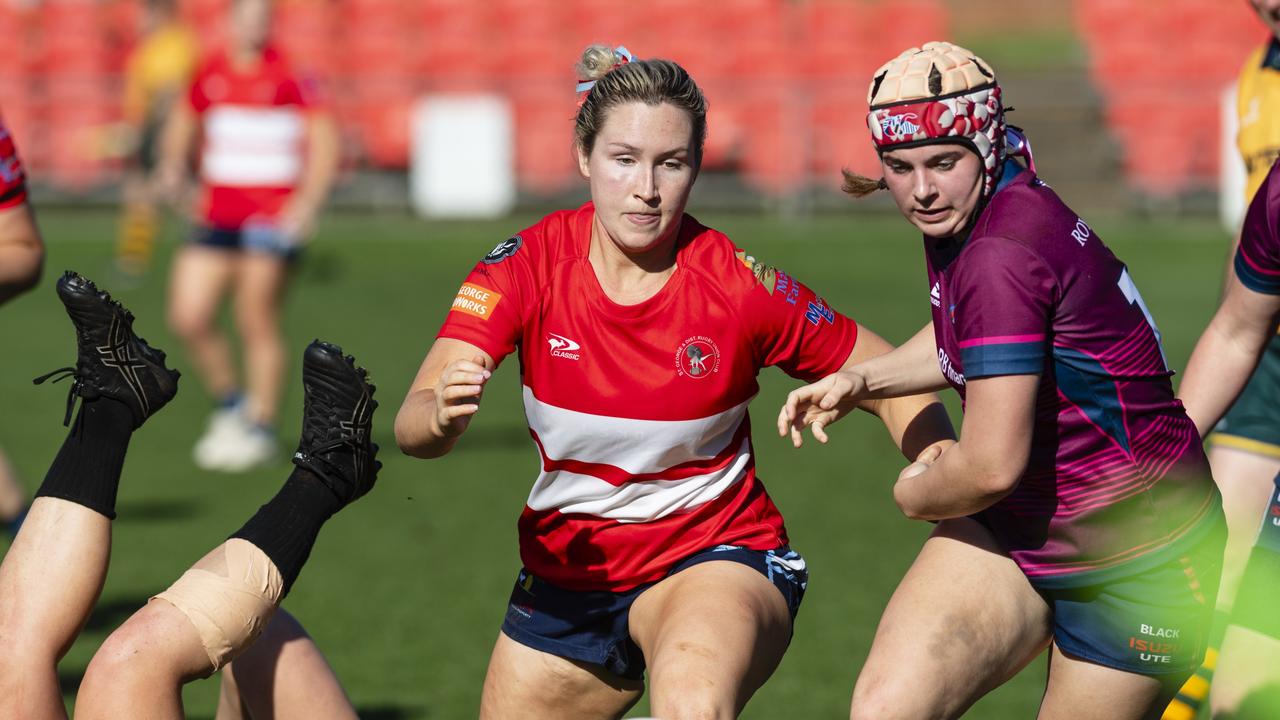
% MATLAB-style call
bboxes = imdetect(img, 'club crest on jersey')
[676,336,721,379]
[483,235,522,264]
[547,332,581,361]
[734,249,777,294]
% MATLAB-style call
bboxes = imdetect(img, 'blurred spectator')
[110,0,199,282]
[157,0,338,473]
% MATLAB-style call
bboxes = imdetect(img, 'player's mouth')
[913,207,950,222]
[625,212,661,227]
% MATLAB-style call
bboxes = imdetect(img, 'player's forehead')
[881,144,969,165]
[595,101,695,154]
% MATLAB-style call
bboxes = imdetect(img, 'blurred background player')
[396,44,955,719]
[157,0,339,472]
[0,113,46,539]
[782,42,1225,719]
[109,0,198,282]
[1178,159,1280,719]
[1162,2,1280,718]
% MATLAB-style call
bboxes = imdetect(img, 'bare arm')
[279,112,340,238]
[394,338,496,459]
[0,203,44,305]
[840,327,956,461]
[1180,274,1280,438]
[155,102,197,204]
[777,322,948,446]
[892,374,1038,520]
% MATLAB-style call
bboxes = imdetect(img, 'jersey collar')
[1264,37,1280,71]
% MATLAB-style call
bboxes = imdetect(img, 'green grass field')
[0,205,1231,718]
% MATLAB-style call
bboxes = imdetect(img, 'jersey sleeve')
[0,120,28,209]
[435,235,534,362]
[951,237,1057,379]
[1234,160,1280,295]
[741,260,858,381]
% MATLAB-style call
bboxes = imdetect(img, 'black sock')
[230,467,342,596]
[34,397,134,519]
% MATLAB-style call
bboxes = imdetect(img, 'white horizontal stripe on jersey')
[202,105,304,186]
[522,384,750,475]
[526,437,752,522]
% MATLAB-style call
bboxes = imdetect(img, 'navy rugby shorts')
[500,545,807,679]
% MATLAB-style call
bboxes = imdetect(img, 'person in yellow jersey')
[1164,2,1280,718]
[112,0,198,281]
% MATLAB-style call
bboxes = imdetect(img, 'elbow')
[973,467,1020,500]
[393,412,448,460]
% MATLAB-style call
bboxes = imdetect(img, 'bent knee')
[81,623,175,698]
[850,672,945,720]
[168,305,218,341]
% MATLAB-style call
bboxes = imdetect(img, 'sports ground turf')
[0,206,1229,718]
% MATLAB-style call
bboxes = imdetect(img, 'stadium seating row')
[1074,0,1264,197]
[0,0,948,193]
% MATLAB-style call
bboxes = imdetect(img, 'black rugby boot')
[291,340,379,506]
[34,271,180,428]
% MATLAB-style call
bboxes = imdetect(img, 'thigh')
[1206,446,1280,609]
[628,559,793,718]
[850,517,1053,720]
[1210,625,1280,717]
[479,631,643,720]
[168,245,238,326]
[221,608,357,720]
[1039,643,1173,720]
[232,254,291,322]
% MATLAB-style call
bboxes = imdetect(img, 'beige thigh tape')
[154,538,285,671]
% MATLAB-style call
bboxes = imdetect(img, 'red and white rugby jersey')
[438,203,859,591]
[0,118,28,209]
[187,46,324,229]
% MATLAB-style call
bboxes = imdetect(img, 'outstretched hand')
[776,369,869,448]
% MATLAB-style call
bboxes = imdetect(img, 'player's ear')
[575,142,591,179]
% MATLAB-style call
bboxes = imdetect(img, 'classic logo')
[930,282,941,307]
[805,298,835,327]
[880,112,921,140]
[676,336,721,379]
[547,332,581,361]
[450,282,502,320]
[483,235,522,264]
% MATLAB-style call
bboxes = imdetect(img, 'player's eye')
[662,159,684,170]
[615,156,635,166]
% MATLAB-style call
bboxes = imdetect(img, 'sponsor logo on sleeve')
[450,282,502,320]
[930,282,941,307]
[676,336,721,379]
[734,249,777,294]
[805,298,835,326]
[938,348,965,386]
[774,270,800,305]
[483,235,522,264]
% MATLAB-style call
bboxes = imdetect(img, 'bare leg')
[850,518,1053,720]
[220,608,357,720]
[1040,643,1179,720]
[233,254,290,427]
[78,341,374,719]
[629,561,793,719]
[0,498,111,720]
[168,246,239,402]
[0,446,28,527]
[479,632,643,720]
[1208,446,1280,613]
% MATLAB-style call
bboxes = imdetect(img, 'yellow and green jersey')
[1239,38,1280,203]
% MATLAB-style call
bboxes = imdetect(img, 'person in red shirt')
[0,116,44,538]
[157,0,338,473]
[395,44,955,718]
